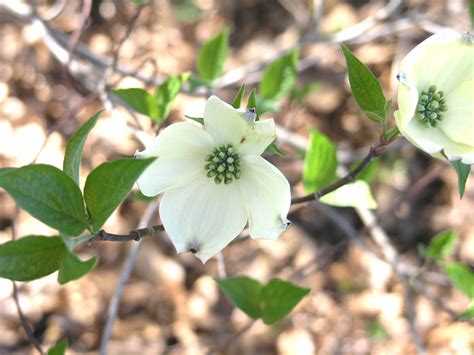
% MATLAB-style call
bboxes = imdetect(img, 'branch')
[91,224,164,242]
[11,207,45,354]
[291,137,387,205]
[99,201,160,355]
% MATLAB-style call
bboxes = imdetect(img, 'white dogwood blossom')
[136,96,291,262]
[395,30,474,164]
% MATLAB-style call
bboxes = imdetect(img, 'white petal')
[159,175,247,263]
[396,81,419,128]
[238,119,276,156]
[136,122,214,196]
[399,30,473,94]
[396,110,474,158]
[440,80,474,146]
[204,96,247,146]
[237,155,291,240]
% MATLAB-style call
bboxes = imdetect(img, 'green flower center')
[204,144,241,184]
[416,85,447,127]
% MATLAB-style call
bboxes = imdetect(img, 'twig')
[99,200,160,355]
[291,137,387,205]
[216,252,227,278]
[10,207,45,354]
[91,224,164,242]
[402,277,426,355]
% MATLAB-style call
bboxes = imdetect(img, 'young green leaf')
[260,48,299,100]
[197,27,229,83]
[265,141,285,156]
[291,82,319,102]
[231,84,246,108]
[303,129,337,193]
[84,158,155,232]
[443,263,474,300]
[260,279,310,325]
[246,89,260,120]
[185,115,204,125]
[215,276,263,319]
[450,160,470,199]
[341,45,388,123]
[58,249,97,284]
[320,180,377,209]
[112,88,158,119]
[0,236,66,281]
[425,230,456,261]
[47,339,68,355]
[0,165,87,235]
[63,111,102,185]
[155,73,190,123]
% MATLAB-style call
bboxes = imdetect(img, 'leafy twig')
[291,137,387,205]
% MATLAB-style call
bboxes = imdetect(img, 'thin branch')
[91,224,164,242]
[11,207,45,354]
[99,200,160,355]
[291,138,387,205]
[402,277,426,355]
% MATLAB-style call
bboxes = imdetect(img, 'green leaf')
[0,167,15,176]
[197,27,229,83]
[450,160,470,199]
[58,249,97,284]
[63,111,102,185]
[48,339,68,355]
[112,88,158,119]
[459,305,474,319]
[84,158,155,232]
[320,180,377,209]
[425,230,456,261]
[154,72,190,123]
[231,84,246,108]
[216,276,263,319]
[256,97,280,114]
[303,129,337,193]
[351,159,379,183]
[291,82,319,102]
[0,236,65,281]
[185,115,204,125]
[133,190,155,202]
[443,263,474,300]
[260,48,299,100]
[341,45,387,123]
[246,89,260,120]
[265,141,285,156]
[260,279,310,325]
[0,165,87,235]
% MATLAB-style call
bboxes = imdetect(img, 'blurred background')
[0,0,473,353]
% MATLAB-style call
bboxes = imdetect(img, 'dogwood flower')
[136,96,291,263]
[395,30,474,164]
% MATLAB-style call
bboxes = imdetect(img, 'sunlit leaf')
[424,230,456,261]
[84,158,155,232]
[197,27,229,83]
[231,84,246,108]
[260,48,299,100]
[48,339,68,355]
[341,45,388,123]
[63,110,102,185]
[303,129,337,193]
[0,236,65,281]
[320,180,377,209]
[216,276,262,319]
[443,263,474,300]
[113,88,158,119]
[0,165,87,235]
[154,72,190,123]
[260,279,310,324]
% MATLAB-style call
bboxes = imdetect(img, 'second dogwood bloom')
[136,96,291,262]
[395,30,474,164]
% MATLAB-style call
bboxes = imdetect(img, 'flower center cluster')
[204,144,241,184]
[416,85,447,127]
